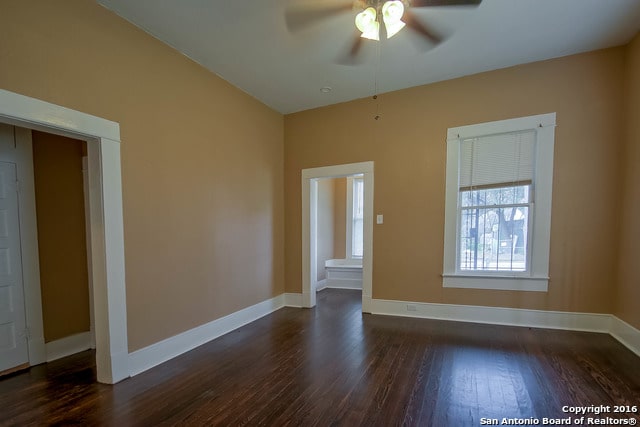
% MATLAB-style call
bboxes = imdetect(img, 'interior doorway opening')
[302,162,374,312]
[0,128,96,376]
[0,88,128,384]
[32,132,95,360]
[313,175,364,295]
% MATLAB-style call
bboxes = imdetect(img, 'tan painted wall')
[316,178,335,282]
[0,0,284,351]
[32,132,90,343]
[333,178,347,259]
[285,48,626,314]
[2,0,635,351]
[617,33,640,329]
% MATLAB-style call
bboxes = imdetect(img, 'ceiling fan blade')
[403,10,443,44]
[337,32,366,65]
[285,1,354,33]
[410,0,481,7]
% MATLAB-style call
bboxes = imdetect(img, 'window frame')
[442,113,556,292]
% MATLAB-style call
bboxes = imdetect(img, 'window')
[346,175,364,259]
[442,113,556,292]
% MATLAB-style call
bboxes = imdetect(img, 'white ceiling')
[96,0,640,114]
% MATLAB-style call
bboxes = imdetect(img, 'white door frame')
[0,89,128,384]
[82,156,96,349]
[301,161,374,312]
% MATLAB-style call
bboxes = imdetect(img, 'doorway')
[301,162,374,312]
[0,88,128,384]
[0,126,93,374]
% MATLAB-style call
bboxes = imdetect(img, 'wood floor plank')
[1,289,638,426]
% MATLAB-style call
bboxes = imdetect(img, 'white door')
[0,159,28,372]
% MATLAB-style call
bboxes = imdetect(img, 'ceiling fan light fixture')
[361,21,380,40]
[382,0,406,39]
[355,7,380,40]
[384,19,405,39]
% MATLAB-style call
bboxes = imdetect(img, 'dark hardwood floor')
[1,289,639,426]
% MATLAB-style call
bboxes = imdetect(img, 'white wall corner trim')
[371,298,611,333]
[284,293,303,308]
[45,332,93,362]
[610,316,640,357]
[128,295,285,377]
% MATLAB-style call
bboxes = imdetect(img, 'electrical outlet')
[407,304,417,312]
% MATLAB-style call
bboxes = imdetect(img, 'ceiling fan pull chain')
[375,37,380,94]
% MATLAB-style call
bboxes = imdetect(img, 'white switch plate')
[376,214,383,224]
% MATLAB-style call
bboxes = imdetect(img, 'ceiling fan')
[285,0,482,61]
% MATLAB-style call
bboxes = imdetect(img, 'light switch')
[376,214,383,224]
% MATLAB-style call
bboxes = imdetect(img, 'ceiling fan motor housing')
[356,0,411,13]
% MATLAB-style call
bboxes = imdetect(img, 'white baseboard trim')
[371,298,640,356]
[326,278,362,289]
[314,279,327,292]
[610,316,640,357]
[284,293,303,308]
[124,292,640,379]
[45,331,93,362]
[325,282,362,290]
[128,294,285,377]
[371,298,611,333]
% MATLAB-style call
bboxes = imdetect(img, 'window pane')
[460,190,476,207]
[352,218,363,258]
[354,179,364,218]
[459,186,529,272]
[351,178,364,258]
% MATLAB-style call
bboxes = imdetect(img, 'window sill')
[442,274,548,292]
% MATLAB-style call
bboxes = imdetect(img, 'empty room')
[0,0,639,425]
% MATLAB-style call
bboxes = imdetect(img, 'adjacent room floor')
[1,289,639,426]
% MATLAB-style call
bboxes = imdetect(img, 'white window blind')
[459,130,536,190]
